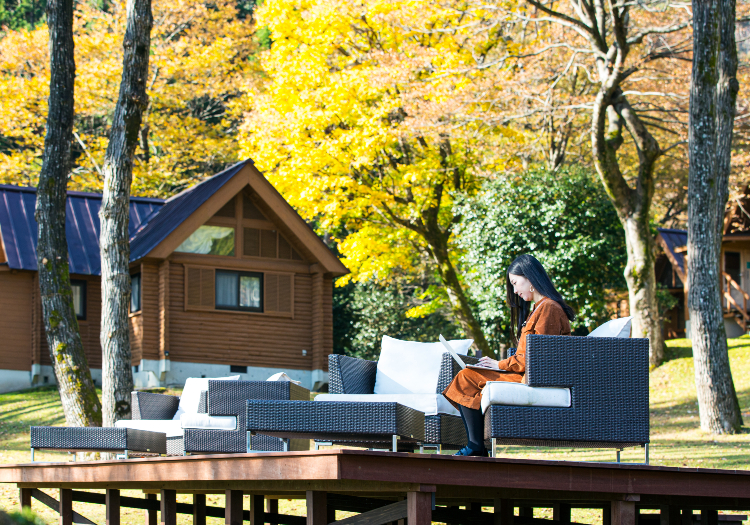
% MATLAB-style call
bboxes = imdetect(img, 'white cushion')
[172,375,240,421]
[180,414,237,430]
[373,336,474,395]
[480,381,571,414]
[588,316,632,338]
[114,419,184,438]
[314,393,459,416]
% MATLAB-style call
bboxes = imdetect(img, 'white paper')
[439,334,466,369]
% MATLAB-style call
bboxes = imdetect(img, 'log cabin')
[0,160,348,394]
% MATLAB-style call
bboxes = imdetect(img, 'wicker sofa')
[118,378,310,455]
[483,334,650,459]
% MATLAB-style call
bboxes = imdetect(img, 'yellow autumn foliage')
[0,0,259,196]
[240,0,525,287]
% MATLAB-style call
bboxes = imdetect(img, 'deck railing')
[722,271,750,331]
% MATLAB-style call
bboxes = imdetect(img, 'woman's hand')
[477,356,499,369]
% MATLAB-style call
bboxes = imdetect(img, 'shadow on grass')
[650,385,749,435]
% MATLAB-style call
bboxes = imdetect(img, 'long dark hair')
[506,254,575,343]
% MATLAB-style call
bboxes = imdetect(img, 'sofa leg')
[30,448,34,462]
[616,449,622,463]
[491,438,497,458]
[644,444,649,464]
[392,435,399,452]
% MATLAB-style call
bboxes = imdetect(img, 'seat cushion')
[373,336,474,395]
[173,375,240,420]
[180,414,237,430]
[314,393,459,416]
[115,419,184,438]
[588,316,632,338]
[480,381,571,414]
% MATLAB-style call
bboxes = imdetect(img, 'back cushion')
[374,336,474,395]
[588,316,632,338]
[173,376,240,420]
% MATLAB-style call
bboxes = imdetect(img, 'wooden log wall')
[166,262,316,369]
[0,271,33,371]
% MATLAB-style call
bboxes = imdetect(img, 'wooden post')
[611,501,636,525]
[146,493,157,525]
[250,495,264,525]
[19,488,31,510]
[59,489,73,525]
[660,506,681,525]
[494,498,513,525]
[306,491,327,525]
[603,505,611,525]
[554,504,571,525]
[225,490,243,525]
[407,492,432,525]
[519,508,533,519]
[193,494,206,525]
[701,510,718,525]
[266,498,279,525]
[681,509,693,525]
[106,489,120,525]
[160,490,177,525]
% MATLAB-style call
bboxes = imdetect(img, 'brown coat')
[443,298,571,410]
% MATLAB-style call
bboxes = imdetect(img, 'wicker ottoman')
[246,400,425,452]
[30,426,167,461]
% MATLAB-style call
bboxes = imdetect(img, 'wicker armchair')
[128,380,310,455]
[484,334,650,458]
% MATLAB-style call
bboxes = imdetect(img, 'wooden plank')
[160,490,176,525]
[407,492,431,525]
[60,489,73,525]
[331,500,407,525]
[494,498,514,525]
[305,491,326,525]
[193,494,206,525]
[267,498,279,525]
[660,506,681,525]
[612,501,636,525]
[225,490,243,525]
[702,511,719,525]
[554,503,571,525]
[158,260,170,360]
[106,490,120,525]
[0,272,32,370]
[147,493,157,525]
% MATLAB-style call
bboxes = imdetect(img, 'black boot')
[454,405,487,456]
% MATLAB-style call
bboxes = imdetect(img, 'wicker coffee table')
[30,426,167,461]
[246,400,425,452]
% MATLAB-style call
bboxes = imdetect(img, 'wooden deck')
[2,450,750,525]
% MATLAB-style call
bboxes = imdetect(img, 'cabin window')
[71,280,86,320]
[131,274,142,313]
[215,270,263,312]
[176,225,235,256]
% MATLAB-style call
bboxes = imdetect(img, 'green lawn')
[1,337,749,524]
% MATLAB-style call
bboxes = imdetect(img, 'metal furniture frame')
[484,334,650,461]
[29,427,166,461]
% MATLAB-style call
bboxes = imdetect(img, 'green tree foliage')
[0,0,45,31]
[333,281,461,361]
[455,167,627,354]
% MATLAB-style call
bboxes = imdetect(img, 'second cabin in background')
[0,160,348,393]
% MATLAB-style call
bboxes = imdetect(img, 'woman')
[443,254,575,456]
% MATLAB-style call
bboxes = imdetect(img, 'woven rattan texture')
[246,400,425,441]
[484,335,649,445]
[424,414,466,448]
[198,391,208,414]
[328,355,377,394]
[131,392,179,420]
[30,427,166,454]
[166,436,184,456]
[184,380,309,454]
[486,438,645,449]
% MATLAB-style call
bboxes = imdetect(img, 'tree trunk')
[428,232,492,357]
[35,0,102,427]
[687,0,742,434]
[99,0,152,426]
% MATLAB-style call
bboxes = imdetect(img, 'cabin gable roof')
[0,159,348,277]
[656,228,687,280]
